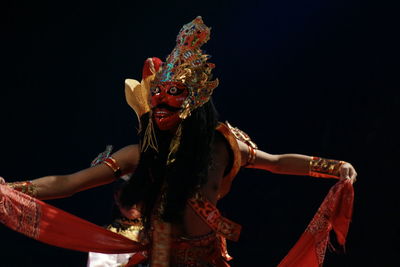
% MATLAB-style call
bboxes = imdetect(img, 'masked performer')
[1,17,356,267]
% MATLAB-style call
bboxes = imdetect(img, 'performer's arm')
[7,145,140,200]
[237,140,357,183]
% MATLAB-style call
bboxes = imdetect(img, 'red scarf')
[1,180,353,266]
[0,184,146,254]
[278,180,354,267]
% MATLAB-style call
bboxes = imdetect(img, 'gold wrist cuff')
[309,156,345,179]
[7,181,38,197]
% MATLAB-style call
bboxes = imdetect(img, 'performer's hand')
[0,177,5,184]
[339,163,357,184]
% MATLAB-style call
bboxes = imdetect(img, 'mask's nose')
[152,89,167,106]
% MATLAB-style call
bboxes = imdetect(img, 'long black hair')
[119,100,218,229]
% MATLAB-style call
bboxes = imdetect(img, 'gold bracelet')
[309,156,345,179]
[103,156,122,178]
[246,144,257,167]
[7,181,38,197]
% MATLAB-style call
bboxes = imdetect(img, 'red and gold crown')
[151,16,219,119]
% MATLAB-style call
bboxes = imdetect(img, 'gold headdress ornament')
[152,16,219,119]
[124,17,218,156]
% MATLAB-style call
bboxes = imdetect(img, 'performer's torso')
[173,131,231,238]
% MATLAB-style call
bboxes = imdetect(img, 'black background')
[1,0,399,266]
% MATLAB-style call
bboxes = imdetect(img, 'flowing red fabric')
[1,179,353,266]
[278,180,354,267]
[0,184,146,254]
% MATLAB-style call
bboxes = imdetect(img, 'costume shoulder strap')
[215,122,242,199]
[188,196,241,242]
[216,121,258,199]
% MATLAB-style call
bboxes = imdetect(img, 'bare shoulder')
[200,133,230,203]
[212,131,230,164]
[211,132,230,177]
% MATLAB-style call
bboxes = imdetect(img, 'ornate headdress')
[125,16,218,122]
[125,17,217,155]
[151,16,219,119]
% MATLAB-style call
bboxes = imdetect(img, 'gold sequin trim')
[309,157,345,179]
[7,181,38,197]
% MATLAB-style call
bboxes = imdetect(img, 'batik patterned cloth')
[278,179,354,267]
[0,183,145,254]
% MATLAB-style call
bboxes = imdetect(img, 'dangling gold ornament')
[166,123,182,165]
[141,111,159,153]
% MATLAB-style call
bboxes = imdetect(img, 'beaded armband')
[309,156,345,179]
[7,181,38,197]
[226,121,258,167]
[91,145,122,178]
[91,145,113,166]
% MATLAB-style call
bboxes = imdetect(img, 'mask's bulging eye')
[169,87,178,94]
[151,87,160,95]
